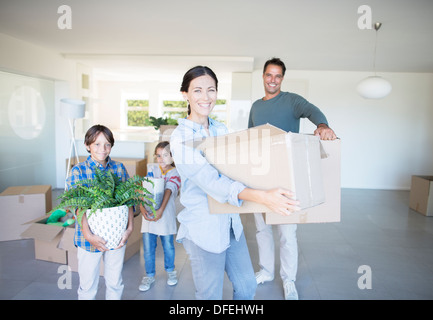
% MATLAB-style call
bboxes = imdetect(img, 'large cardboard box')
[193,124,328,217]
[409,175,433,216]
[67,157,147,177]
[0,185,52,241]
[265,138,341,224]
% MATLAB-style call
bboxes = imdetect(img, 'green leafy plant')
[149,116,178,130]
[50,167,155,228]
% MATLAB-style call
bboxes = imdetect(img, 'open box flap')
[21,217,65,242]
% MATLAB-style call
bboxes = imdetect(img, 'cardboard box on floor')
[193,123,340,224]
[21,215,73,264]
[22,212,142,274]
[0,185,52,241]
[67,157,147,177]
[409,175,433,216]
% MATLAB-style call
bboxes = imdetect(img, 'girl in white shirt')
[139,141,181,292]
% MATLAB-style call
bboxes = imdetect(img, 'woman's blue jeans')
[182,230,257,300]
[142,232,175,277]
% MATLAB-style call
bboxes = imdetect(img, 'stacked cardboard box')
[159,125,177,142]
[409,175,433,216]
[0,185,52,241]
[67,157,147,177]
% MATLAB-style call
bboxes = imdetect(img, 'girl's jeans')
[142,232,175,277]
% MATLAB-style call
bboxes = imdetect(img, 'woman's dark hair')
[263,57,286,76]
[180,66,218,115]
[84,124,115,152]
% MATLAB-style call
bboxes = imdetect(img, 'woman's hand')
[261,188,300,216]
[239,187,300,216]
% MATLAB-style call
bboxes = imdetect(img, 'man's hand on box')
[314,123,337,140]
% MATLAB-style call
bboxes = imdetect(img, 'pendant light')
[357,22,392,99]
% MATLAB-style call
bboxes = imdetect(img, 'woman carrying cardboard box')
[169,66,300,300]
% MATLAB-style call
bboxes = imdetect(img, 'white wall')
[95,69,433,190]
[2,31,432,191]
[0,33,78,189]
[230,73,253,132]
[252,69,433,190]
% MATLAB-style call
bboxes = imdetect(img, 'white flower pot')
[86,205,129,250]
[143,178,165,212]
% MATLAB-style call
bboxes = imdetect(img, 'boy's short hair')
[84,125,115,152]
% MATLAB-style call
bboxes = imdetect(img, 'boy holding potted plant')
[66,124,134,300]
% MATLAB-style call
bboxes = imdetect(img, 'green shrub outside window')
[126,99,227,127]
[127,100,151,127]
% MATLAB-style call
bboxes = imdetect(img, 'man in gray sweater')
[248,58,336,300]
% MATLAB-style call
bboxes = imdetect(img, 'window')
[126,99,150,127]
[162,100,188,120]
[162,99,228,124]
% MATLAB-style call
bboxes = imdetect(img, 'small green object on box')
[47,209,67,224]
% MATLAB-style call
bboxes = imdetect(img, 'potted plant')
[149,116,178,141]
[49,167,156,249]
[149,116,178,130]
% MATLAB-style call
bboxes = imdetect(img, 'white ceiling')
[1,0,432,77]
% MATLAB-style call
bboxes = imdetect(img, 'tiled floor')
[1,188,433,300]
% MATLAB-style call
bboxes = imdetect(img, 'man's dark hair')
[263,57,286,76]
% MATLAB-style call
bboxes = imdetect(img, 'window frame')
[121,93,150,129]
